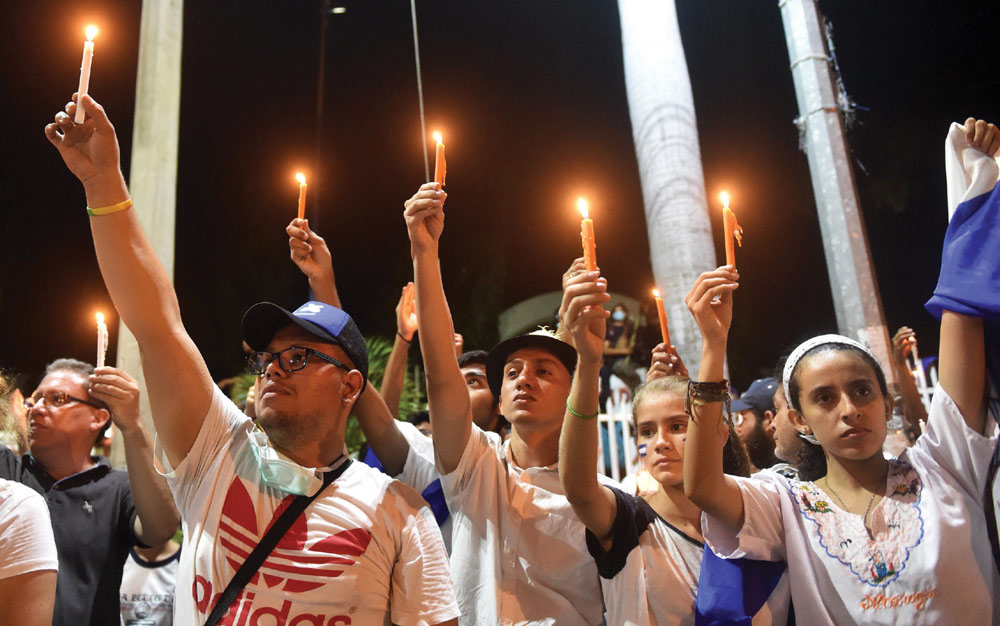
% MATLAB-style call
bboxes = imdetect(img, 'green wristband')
[566,399,598,420]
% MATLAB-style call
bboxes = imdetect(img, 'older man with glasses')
[0,358,179,625]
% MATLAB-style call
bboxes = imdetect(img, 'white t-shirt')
[395,421,452,552]
[0,478,58,579]
[120,547,180,626]
[161,386,459,626]
[586,486,788,626]
[440,424,615,625]
[703,385,1000,625]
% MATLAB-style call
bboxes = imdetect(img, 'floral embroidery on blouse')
[791,460,925,587]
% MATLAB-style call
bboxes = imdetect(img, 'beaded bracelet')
[87,198,133,216]
[566,399,598,420]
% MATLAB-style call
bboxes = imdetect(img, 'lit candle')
[720,191,743,268]
[96,312,108,368]
[295,173,307,221]
[652,289,672,349]
[75,26,98,124]
[578,198,597,271]
[433,131,446,186]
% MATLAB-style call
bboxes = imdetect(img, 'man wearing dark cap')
[732,377,780,472]
[405,182,615,625]
[47,97,458,625]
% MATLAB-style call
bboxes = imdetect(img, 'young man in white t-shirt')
[46,94,458,626]
[403,182,614,625]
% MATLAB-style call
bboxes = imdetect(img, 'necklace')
[822,477,880,534]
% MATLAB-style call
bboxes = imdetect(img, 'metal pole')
[778,0,895,383]
[409,0,431,182]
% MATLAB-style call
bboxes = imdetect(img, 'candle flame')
[577,197,589,219]
[295,173,306,185]
[96,312,105,325]
[432,131,443,144]
[85,25,98,41]
[720,191,730,209]
[652,288,661,298]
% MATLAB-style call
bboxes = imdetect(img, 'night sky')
[1,1,996,393]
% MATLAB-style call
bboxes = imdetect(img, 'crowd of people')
[0,90,996,626]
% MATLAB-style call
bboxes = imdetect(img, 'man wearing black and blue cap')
[47,98,459,625]
[732,377,779,472]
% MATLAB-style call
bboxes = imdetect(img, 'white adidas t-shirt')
[161,386,459,626]
[703,385,1000,625]
[0,478,58,579]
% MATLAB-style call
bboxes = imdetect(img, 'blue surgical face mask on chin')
[612,310,626,321]
[246,426,323,496]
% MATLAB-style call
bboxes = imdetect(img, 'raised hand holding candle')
[75,26,98,124]
[720,191,743,268]
[652,289,672,349]
[96,312,108,368]
[578,198,597,271]
[295,173,307,220]
[433,131,447,186]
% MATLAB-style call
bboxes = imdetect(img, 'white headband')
[781,334,882,409]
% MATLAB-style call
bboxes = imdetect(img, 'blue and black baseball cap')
[241,301,369,389]
[731,377,778,413]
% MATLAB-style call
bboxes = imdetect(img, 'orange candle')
[578,198,597,271]
[652,289,671,349]
[295,173,307,220]
[721,191,743,268]
[96,312,108,368]
[75,26,98,124]
[433,131,447,186]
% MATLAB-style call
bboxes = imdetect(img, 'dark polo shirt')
[0,445,141,626]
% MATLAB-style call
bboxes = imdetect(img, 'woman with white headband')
[679,259,998,624]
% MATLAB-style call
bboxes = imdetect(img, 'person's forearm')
[413,246,471,472]
[939,311,986,434]
[85,174,182,340]
[380,334,411,419]
[559,358,615,540]
[308,272,341,308]
[894,358,928,434]
[120,424,180,545]
[354,387,410,476]
[683,339,742,529]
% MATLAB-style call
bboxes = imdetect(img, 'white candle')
[75,26,98,124]
[96,312,108,368]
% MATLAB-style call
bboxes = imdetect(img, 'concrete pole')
[618,0,717,378]
[111,0,184,467]
[777,0,895,383]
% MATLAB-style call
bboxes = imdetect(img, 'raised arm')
[286,219,411,474]
[890,327,928,435]
[89,367,179,545]
[45,95,213,469]
[287,218,341,308]
[404,183,470,474]
[381,283,417,418]
[681,267,745,532]
[935,118,998,434]
[557,271,618,545]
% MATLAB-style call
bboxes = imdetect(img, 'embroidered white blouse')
[703,385,1000,625]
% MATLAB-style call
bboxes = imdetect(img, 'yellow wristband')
[87,198,133,216]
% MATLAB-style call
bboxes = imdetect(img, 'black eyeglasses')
[247,346,351,376]
[26,391,104,411]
